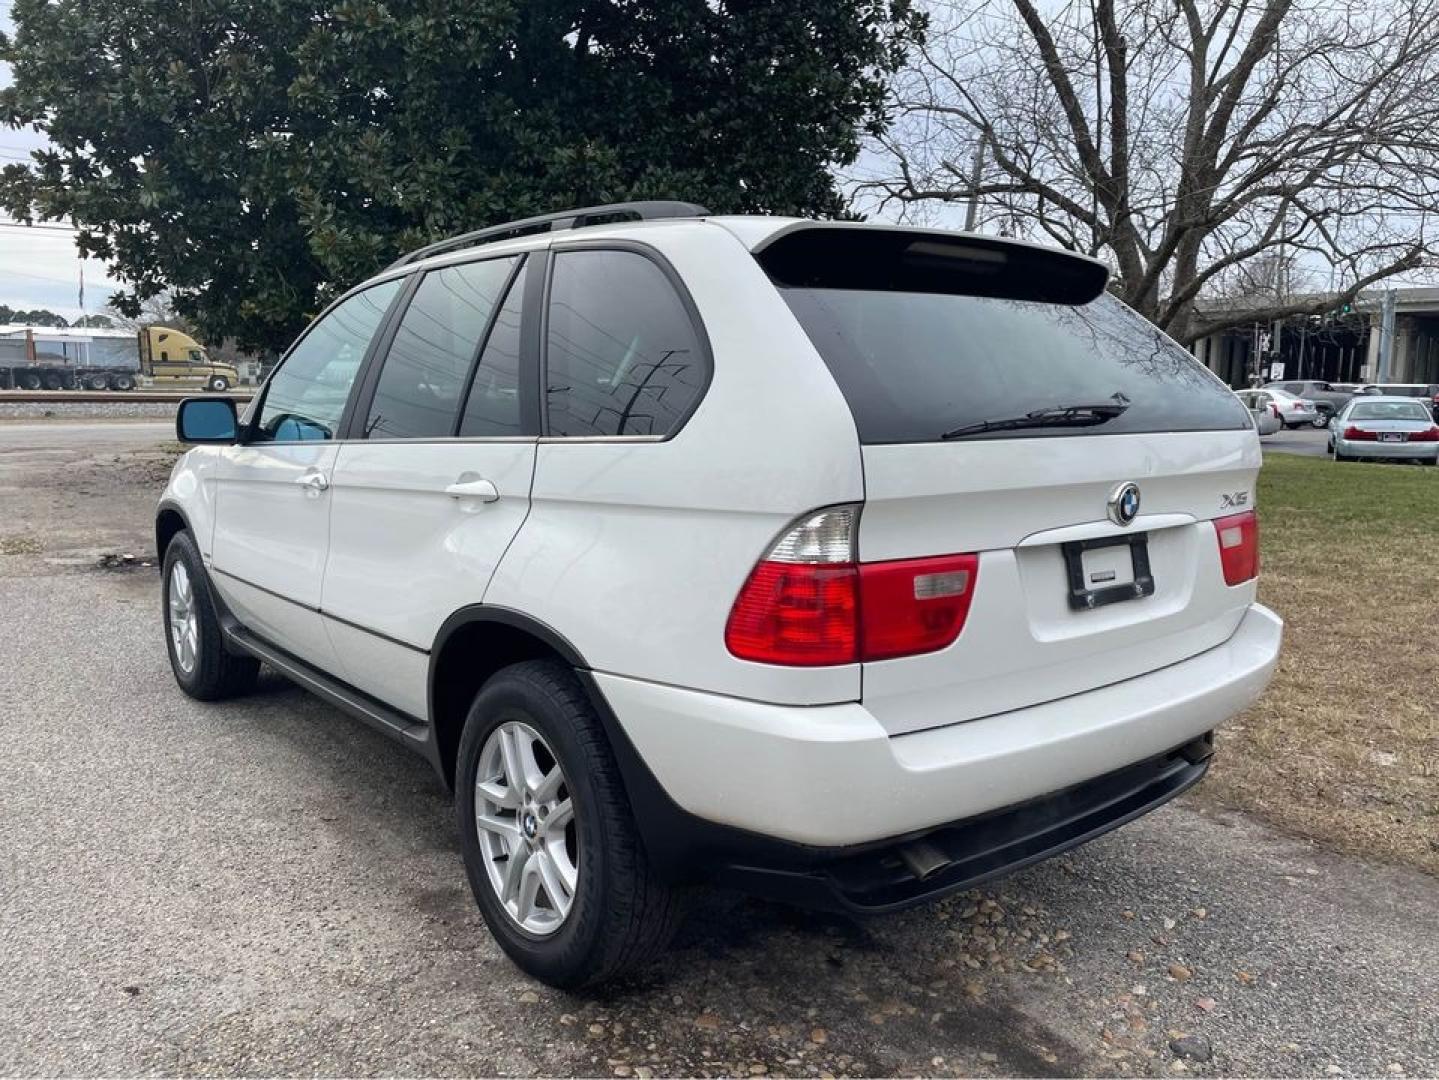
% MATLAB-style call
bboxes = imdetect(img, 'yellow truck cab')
[140,327,240,391]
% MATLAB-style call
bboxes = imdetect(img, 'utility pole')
[1376,288,1397,382]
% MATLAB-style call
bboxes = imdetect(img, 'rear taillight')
[1214,510,1259,585]
[1290,402,1304,411]
[1409,427,1439,442]
[1343,425,1378,441]
[725,506,979,666]
[858,553,980,661]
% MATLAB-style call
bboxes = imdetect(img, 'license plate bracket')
[1380,431,1406,443]
[1062,532,1155,611]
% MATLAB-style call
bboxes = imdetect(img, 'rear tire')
[110,373,136,391]
[161,530,259,701]
[41,371,66,391]
[85,374,109,390]
[17,371,42,391]
[455,659,684,988]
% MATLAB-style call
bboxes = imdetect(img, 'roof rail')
[387,200,711,269]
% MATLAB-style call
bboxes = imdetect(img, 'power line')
[0,221,83,234]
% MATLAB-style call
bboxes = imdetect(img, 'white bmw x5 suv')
[158,201,1282,987]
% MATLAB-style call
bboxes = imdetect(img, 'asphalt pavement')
[1,421,1436,1077]
[1261,426,1331,458]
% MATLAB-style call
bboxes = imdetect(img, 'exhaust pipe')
[898,839,951,881]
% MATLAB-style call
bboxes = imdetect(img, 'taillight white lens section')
[1214,510,1259,585]
[726,507,979,666]
[766,505,858,564]
[858,554,979,661]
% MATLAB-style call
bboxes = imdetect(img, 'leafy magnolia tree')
[1,1,922,350]
[862,0,1439,344]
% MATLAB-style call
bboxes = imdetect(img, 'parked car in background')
[1355,383,1439,419]
[1254,386,1322,428]
[1235,389,1282,435]
[1328,396,1439,464]
[1264,380,1354,425]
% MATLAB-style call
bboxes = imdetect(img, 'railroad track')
[0,390,254,405]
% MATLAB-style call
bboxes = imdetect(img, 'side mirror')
[176,397,238,443]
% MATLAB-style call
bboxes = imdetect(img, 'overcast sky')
[0,5,121,321]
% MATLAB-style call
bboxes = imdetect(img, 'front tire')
[162,530,259,700]
[208,375,230,392]
[455,660,684,988]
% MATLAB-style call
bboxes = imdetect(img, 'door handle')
[444,477,499,503]
[296,471,329,495]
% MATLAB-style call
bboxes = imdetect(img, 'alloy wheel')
[167,561,199,674]
[474,721,578,936]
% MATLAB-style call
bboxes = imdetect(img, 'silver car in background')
[1261,386,1324,428]
[1328,396,1439,464]
[1235,389,1282,435]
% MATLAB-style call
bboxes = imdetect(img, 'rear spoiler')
[753,223,1109,306]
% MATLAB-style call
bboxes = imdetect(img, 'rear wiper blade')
[941,402,1130,440]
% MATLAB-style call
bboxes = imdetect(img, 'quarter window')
[544,249,706,437]
[256,278,403,442]
[364,257,521,440]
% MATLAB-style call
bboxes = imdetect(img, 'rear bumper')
[594,603,1281,894]
[1335,438,1438,460]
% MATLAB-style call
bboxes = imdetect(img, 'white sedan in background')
[1261,386,1324,428]
[1235,389,1284,435]
[1328,396,1439,464]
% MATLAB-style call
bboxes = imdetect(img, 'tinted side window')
[460,260,528,437]
[544,249,706,437]
[257,279,403,442]
[364,257,520,440]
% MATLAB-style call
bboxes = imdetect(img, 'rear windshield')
[1351,401,1432,421]
[781,289,1251,444]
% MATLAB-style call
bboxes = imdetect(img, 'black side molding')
[224,623,429,751]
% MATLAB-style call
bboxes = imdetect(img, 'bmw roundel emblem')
[1108,482,1141,527]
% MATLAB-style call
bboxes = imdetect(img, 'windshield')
[780,289,1250,444]
[1349,401,1432,422]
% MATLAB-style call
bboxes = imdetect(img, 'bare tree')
[860,0,1439,343]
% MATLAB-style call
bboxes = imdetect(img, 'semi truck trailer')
[0,325,239,391]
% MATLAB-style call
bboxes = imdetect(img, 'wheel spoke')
[498,727,526,796]
[476,778,520,809]
[546,798,574,832]
[501,842,530,905]
[533,764,564,803]
[515,856,543,922]
[543,838,579,895]
[475,811,520,846]
[535,847,573,915]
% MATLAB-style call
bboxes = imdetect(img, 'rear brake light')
[1213,510,1259,585]
[1409,427,1439,442]
[1290,402,1304,411]
[725,506,979,665]
[1343,425,1378,441]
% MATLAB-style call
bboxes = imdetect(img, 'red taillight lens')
[1214,510,1259,585]
[858,553,979,661]
[1343,425,1378,441]
[725,508,979,666]
[725,562,859,666]
[1291,402,1304,411]
[1408,427,1439,442]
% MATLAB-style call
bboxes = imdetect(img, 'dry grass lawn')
[1195,451,1439,873]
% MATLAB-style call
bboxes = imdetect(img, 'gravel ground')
[0,401,185,421]
[1,422,1436,1077]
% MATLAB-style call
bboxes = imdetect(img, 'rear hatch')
[760,225,1261,736]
